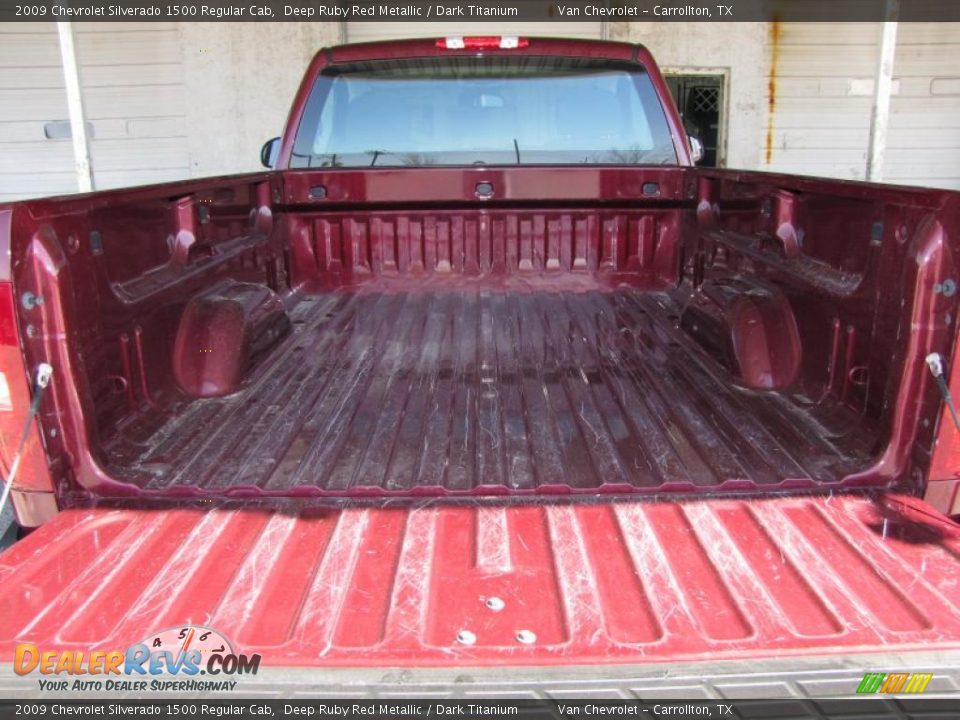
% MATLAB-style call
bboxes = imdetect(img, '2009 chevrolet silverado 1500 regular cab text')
[2,36,960,695]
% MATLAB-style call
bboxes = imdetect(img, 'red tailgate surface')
[2,493,960,667]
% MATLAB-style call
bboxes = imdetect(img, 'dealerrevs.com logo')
[14,626,261,693]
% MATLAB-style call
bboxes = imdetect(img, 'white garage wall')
[886,23,960,190]
[74,22,191,190]
[610,22,771,172]
[0,23,75,201]
[766,22,878,181]
[178,22,342,178]
[1,21,342,200]
[3,20,958,200]
[619,20,960,191]
[764,22,960,191]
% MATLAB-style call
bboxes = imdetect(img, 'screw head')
[20,292,42,310]
[515,630,537,645]
[456,630,476,646]
[485,597,505,612]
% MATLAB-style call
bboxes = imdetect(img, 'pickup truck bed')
[5,164,957,508]
[3,37,960,695]
[106,282,872,496]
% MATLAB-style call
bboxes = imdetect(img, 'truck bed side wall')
[3,167,959,507]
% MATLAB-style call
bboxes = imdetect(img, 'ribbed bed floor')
[106,287,876,496]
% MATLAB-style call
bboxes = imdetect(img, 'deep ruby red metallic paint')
[99,284,875,496]
[2,493,960,668]
[3,163,959,503]
[680,278,802,390]
[173,281,291,398]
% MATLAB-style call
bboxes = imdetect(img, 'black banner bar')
[0,0,958,23]
[2,699,960,720]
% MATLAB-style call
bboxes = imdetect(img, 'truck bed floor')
[106,286,875,496]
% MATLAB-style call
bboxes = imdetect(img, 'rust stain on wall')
[765,20,781,166]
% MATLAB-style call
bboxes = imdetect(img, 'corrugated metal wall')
[74,23,190,190]
[765,22,877,181]
[887,23,960,190]
[0,22,189,201]
[0,23,75,202]
[767,22,960,190]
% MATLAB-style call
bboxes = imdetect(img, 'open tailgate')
[2,493,960,680]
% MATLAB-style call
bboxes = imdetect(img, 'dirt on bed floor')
[103,285,876,497]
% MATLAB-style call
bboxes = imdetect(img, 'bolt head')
[484,597,505,612]
[515,630,537,645]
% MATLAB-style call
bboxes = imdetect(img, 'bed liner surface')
[103,282,875,497]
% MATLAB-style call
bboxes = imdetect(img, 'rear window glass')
[290,56,678,168]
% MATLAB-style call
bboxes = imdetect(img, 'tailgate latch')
[926,352,960,431]
[0,363,54,517]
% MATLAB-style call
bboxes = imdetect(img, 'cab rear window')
[290,56,678,168]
